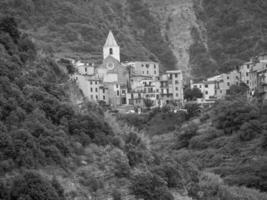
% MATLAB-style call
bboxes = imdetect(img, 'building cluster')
[191,55,267,103]
[71,31,184,109]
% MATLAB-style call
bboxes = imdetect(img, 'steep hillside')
[190,0,267,80]
[0,0,177,70]
[0,16,197,200]
[145,0,198,77]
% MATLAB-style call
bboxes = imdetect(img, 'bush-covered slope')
[0,16,197,200]
[0,0,177,70]
[190,0,267,80]
[172,98,267,192]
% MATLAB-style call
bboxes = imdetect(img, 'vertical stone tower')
[103,31,120,62]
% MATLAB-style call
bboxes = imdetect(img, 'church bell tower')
[103,31,120,62]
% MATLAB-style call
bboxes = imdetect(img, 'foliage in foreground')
[174,99,267,192]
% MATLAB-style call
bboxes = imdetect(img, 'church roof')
[104,31,119,47]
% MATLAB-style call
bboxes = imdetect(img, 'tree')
[10,171,62,200]
[143,98,154,110]
[0,17,20,43]
[228,82,249,96]
[184,87,203,101]
[184,103,201,119]
[130,171,174,200]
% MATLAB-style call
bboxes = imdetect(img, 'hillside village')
[70,31,184,111]
[67,31,267,111]
[1,8,267,200]
[191,55,267,104]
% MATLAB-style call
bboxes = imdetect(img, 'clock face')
[106,62,114,70]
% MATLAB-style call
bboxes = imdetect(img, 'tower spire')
[103,30,120,61]
[104,30,119,47]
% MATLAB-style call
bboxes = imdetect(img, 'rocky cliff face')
[145,0,200,78]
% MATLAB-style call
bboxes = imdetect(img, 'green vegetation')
[191,0,267,79]
[127,0,177,69]
[173,99,267,192]
[184,87,203,101]
[117,107,187,135]
[0,0,176,70]
[0,16,116,197]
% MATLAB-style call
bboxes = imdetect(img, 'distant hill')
[190,0,267,80]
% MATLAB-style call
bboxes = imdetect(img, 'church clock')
[106,62,115,70]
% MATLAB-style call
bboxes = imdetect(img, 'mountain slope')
[0,0,177,70]
[189,0,267,80]
[144,0,198,77]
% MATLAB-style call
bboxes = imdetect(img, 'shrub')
[10,171,63,200]
[212,100,259,135]
[78,169,104,192]
[0,180,9,200]
[130,171,173,200]
[184,103,201,119]
[124,132,146,166]
[176,123,198,149]
[238,120,262,141]
[112,189,122,200]
[152,162,183,188]
[219,185,267,200]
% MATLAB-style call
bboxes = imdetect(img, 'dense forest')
[0,0,177,70]
[190,0,267,80]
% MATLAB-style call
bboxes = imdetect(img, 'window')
[95,81,98,85]
[170,74,173,79]
[117,91,120,96]
[141,64,144,67]
[95,88,98,92]
[85,67,87,72]
[175,74,178,78]
[227,76,229,79]
[90,88,93,92]
[90,81,93,85]
[109,48,113,55]
[199,85,202,88]
[205,91,208,95]
[103,88,105,93]
[176,94,179,97]
[205,85,208,88]
[154,64,156,69]
[247,80,249,84]
[246,72,249,77]
[147,71,149,74]
[154,71,157,74]
[247,64,249,69]
[103,96,105,100]
[176,87,178,91]
[175,80,179,84]
[146,64,149,68]
[142,71,144,74]
[96,95,98,99]
[227,82,230,86]
[116,84,119,88]
[90,95,93,99]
